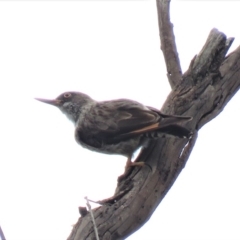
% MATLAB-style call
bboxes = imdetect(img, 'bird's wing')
[76,99,191,148]
[75,99,160,146]
[90,99,160,135]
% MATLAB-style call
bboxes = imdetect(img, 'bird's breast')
[74,128,142,157]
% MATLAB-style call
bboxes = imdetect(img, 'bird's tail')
[146,124,192,139]
[109,110,193,143]
[156,113,192,138]
[142,108,193,138]
[151,112,192,138]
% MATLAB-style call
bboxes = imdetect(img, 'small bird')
[36,92,192,168]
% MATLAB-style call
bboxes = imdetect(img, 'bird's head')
[35,92,94,124]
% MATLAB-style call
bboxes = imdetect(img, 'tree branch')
[67,2,240,240]
[0,225,6,240]
[156,0,182,89]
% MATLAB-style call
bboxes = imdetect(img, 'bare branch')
[0,225,6,240]
[156,0,182,89]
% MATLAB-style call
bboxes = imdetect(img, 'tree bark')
[67,1,240,239]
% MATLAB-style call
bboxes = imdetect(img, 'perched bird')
[36,92,192,168]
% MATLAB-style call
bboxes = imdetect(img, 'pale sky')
[0,1,240,240]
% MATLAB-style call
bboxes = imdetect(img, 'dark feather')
[77,99,192,147]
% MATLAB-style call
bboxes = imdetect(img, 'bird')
[35,92,192,168]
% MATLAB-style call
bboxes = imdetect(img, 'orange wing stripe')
[130,123,159,134]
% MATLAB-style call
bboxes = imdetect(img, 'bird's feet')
[118,157,151,182]
[117,159,144,182]
[125,158,145,171]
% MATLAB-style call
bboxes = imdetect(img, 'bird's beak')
[35,98,62,107]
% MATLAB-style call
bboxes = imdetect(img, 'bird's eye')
[64,93,71,98]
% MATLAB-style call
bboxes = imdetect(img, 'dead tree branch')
[67,1,239,240]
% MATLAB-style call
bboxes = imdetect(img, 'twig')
[85,197,99,240]
[0,225,6,240]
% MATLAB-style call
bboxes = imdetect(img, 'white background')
[0,1,240,240]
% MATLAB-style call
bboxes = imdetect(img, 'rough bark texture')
[67,1,240,240]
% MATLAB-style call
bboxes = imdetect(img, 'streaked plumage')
[36,92,192,167]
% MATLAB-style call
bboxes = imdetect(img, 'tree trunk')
[67,1,240,239]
